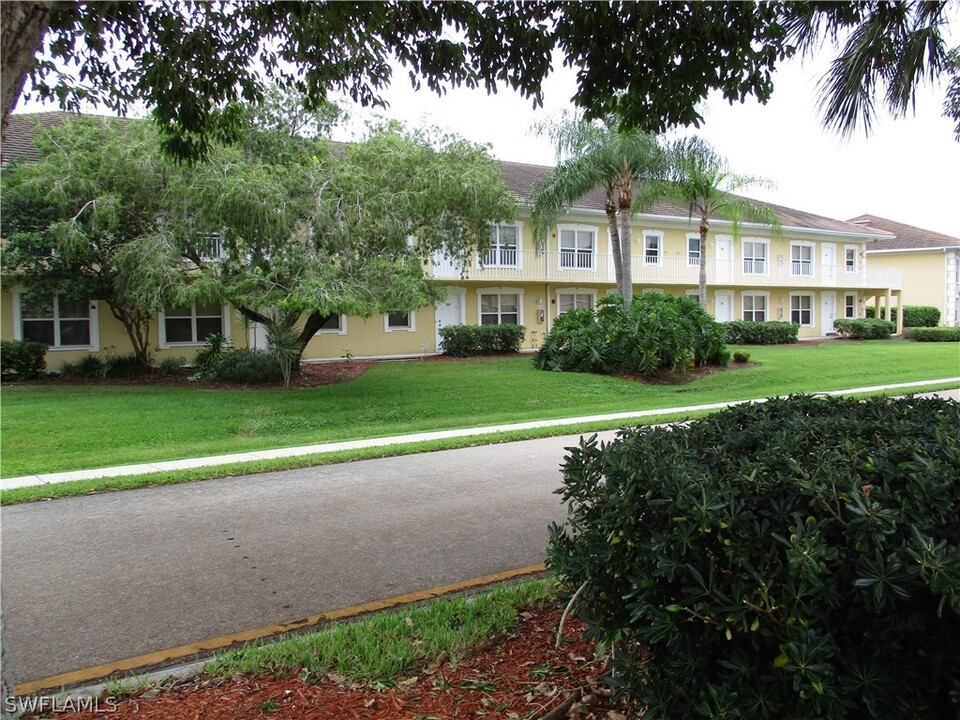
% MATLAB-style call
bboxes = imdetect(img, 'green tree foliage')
[534,293,728,375]
[636,137,782,310]
[0,116,183,365]
[531,113,661,308]
[547,395,960,719]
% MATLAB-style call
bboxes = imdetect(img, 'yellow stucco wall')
[867,250,949,320]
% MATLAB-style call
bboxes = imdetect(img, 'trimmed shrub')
[834,318,896,339]
[60,354,105,378]
[439,323,525,357]
[866,305,941,327]
[0,339,46,379]
[535,293,727,375]
[732,350,750,363]
[912,326,960,342]
[547,395,960,720]
[724,320,799,345]
[156,355,186,376]
[103,353,150,379]
[208,348,282,384]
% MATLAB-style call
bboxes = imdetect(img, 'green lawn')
[2,340,957,477]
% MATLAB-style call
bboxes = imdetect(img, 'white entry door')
[821,292,836,335]
[821,243,837,286]
[715,235,732,283]
[435,289,465,352]
[714,290,733,322]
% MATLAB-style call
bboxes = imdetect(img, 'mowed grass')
[1,340,957,477]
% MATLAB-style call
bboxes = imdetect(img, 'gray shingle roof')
[848,214,960,251]
[2,111,83,163]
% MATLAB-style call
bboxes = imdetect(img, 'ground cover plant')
[547,395,960,719]
[2,342,957,478]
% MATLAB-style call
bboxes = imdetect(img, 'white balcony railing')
[430,251,902,290]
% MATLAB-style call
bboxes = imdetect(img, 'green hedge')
[912,326,960,342]
[1,339,47,379]
[866,305,940,327]
[535,293,728,375]
[547,395,960,719]
[833,318,897,339]
[439,323,525,357]
[724,320,799,345]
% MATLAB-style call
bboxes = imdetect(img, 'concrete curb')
[3,378,958,491]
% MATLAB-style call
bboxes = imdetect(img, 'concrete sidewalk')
[3,378,957,491]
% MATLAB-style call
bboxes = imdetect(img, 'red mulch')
[48,602,629,720]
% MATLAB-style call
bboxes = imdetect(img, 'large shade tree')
[636,137,782,311]
[531,114,661,309]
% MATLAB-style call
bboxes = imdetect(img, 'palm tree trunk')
[698,214,709,311]
[618,170,634,309]
[604,191,624,300]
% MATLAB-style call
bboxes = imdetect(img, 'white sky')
[342,51,959,238]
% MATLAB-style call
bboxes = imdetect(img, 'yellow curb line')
[14,563,548,696]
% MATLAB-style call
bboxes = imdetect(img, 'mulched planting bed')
[45,601,629,720]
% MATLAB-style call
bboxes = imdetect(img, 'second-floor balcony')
[431,250,902,290]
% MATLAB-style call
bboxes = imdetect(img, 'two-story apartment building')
[2,112,904,367]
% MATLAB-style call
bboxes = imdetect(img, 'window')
[483,224,520,267]
[316,313,346,334]
[844,246,858,273]
[687,234,701,266]
[479,292,520,325]
[18,293,94,348]
[742,239,768,275]
[162,302,224,345]
[557,291,595,315]
[791,243,814,277]
[790,293,814,326]
[643,231,662,265]
[384,310,415,332]
[844,293,857,319]
[559,228,595,269]
[742,293,768,322]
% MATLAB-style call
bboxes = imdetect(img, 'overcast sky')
[341,50,959,238]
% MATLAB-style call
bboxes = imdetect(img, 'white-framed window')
[844,245,858,273]
[558,226,596,270]
[13,291,99,350]
[160,301,229,346]
[315,313,348,335]
[790,242,814,277]
[686,234,701,266]
[844,293,858,319]
[384,310,415,333]
[483,223,521,267]
[478,288,522,325]
[790,293,814,326]
[643,230,663,265]
[742,238,769,275]
[742,292,769,322]
[556,288,596,315]
[685,289,702,306]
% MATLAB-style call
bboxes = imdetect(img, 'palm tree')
[531,113,660,309]
[636,136,781,311]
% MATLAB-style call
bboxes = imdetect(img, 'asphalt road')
[1,429,618,685]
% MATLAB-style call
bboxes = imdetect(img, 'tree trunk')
[605,195,624,300]
[108,304,153,367]
[1,1,53,147]
[698,214,709,311]
[295,311,329,368]
[617,173,634,310]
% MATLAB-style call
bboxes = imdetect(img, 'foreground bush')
[535,293,727,375]
[0,339,47,379]
[439,323,525,357]
[547,395,960,719]
[912,326,960,342]
[724,320,799,344]
[866,305,940,327]
[833,318,897,339]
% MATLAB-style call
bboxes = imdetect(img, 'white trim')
[685,233,702,268]
[789,241,816,278]
[314,314,348,336]
[383,310,416,333]
[866,245,959,254]
[159,302,232,348]
[740,291,770,322]
[555,287,597,316]
[843,244,859,274]
[789,291,815,327]
[482,221,524,270]
[11,288,100,351]
[820,290,837,335]
[641,229,664,266]
[843,292,859,319]
[556,224,597,272]
[476,287,524,325]
[741,237,770,276]
[713,290,734,322]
